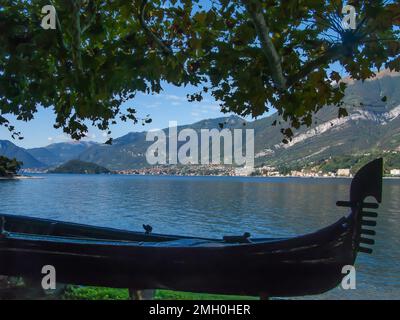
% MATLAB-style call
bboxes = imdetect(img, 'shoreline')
[0,175,43,180]
[113,173,400,179]
[19,172,400,179]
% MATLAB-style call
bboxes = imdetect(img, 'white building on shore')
[390,169,400,176]
[337,168,351,177]
[234,166,254,176]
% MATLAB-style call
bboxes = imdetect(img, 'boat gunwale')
[0,214,351,252]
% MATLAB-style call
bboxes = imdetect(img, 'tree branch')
[138,0,173,55]
[287,45,345,87]
[49,0,68,51]
[71,0,83,72]
[81,0,97,34]
[242,0,287,89]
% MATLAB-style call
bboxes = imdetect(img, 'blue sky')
[0,83,271,149]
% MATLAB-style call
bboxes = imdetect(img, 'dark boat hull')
[0,215,353,296]
[0,159,383,297]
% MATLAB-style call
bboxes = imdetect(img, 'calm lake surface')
[0,174,399,299]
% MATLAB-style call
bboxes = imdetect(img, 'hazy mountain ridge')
[27,141,98,167]
[1,71,399,170]
[76,69,400,169]
[0,140,46,168]
[77,115,247,169]
[250,71,400,167]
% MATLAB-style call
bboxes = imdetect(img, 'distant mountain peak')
[25,141,100,168]
[0,140,46,168]
[45,140,97,148]
[342,69,400,85]
[368,69,400,80]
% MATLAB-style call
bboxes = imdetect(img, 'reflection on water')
[0,174,399,299]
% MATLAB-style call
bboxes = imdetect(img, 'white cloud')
[164,94,186,102]
[188,103,221,117]
[145,101,162,109]
[46,134,73,145]
[200,104,220,112]
[148,128,162,132]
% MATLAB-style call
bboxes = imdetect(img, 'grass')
[62,286,258,300]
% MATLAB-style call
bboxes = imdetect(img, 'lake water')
[0,174,399,299]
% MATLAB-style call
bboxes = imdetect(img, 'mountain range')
[0,140,98,168]
[1,70,400,170]
[0,140,45,168]
[27,141,98,167]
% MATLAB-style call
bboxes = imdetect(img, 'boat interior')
[1,213,289,246]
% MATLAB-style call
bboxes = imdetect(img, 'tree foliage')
[49,159,110,174]
[0,0,399,140]
[0,155,22,176]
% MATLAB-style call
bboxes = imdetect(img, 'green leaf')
[338,107,348,118]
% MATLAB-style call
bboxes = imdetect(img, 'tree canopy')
[0,155,22,176]
[1,0,399,141]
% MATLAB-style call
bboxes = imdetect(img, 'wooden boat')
[0,159,382,297]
